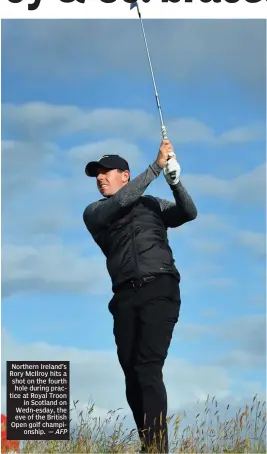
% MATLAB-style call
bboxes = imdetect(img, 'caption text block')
[6,361,70,441]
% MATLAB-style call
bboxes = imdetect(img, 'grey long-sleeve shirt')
[83,161,197,235]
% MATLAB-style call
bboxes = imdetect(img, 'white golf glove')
[163,158,181,185]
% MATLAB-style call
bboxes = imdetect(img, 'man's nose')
[97,174,105,183]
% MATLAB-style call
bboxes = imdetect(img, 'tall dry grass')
[20,395,266,453]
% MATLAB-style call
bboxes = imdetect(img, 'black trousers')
[108,274,181,453]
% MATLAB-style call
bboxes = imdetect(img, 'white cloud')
[176,323,210,341]
[217,314,266,368]
[168,120,265,146]
[219,349,264,368]
[168,213,230,244]
[2,328,265,439]
[69,138,143,169]
[217,123,265,144]
[201,308,220,318]
[166,118,215,143]
[183,163,265,206]
[190,213,228,231]
[2,102,264,147]
[1,242,110,299]
[205,277,235,289]
[174,314,266,370]
[1,329,232,421]
[190,239,225,255]
[2,139,57,198]
[25,209,80,236]
[238,230,266,258]
[2,103,156,142]
[248,294,266,307]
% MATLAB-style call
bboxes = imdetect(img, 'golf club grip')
[161,126,176,180]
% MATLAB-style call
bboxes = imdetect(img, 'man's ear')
[122,170,130,183]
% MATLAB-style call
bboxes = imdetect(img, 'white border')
[1,0,267,19]
[0,19,2,429]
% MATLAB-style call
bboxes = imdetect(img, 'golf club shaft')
[135,1,176,180]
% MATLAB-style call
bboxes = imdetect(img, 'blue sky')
[1,19,266,429]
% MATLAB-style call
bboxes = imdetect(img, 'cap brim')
[85,161,114,177]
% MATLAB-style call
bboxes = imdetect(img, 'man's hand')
[163,157,181,186]
[156,140,176,169]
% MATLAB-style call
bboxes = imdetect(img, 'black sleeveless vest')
[92,196,180,291]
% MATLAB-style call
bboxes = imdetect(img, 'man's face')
[96,167,130,197]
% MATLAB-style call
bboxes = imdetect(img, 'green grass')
[20,395,266,453]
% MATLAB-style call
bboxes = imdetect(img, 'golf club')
[130,1,176,180]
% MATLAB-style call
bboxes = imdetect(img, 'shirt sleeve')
[155,180,197,228]
[83,160,163,234]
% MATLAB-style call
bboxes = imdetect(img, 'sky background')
[1,18,266,434]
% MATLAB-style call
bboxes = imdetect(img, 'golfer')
[83,139,197,453]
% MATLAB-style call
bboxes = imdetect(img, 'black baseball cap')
[85,154,130,177]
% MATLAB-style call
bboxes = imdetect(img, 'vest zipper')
[130,214,141,279]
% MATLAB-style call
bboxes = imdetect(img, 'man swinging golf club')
[83,140,197,453]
